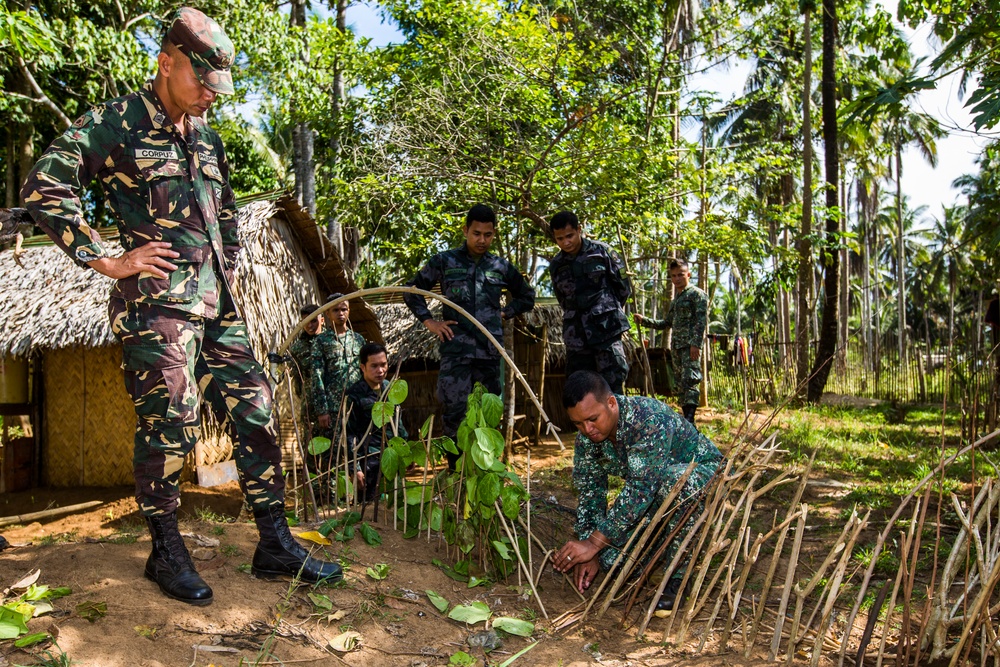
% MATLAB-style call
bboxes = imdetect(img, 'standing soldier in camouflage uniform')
[345,342,407,502]
[547,211,632,394]
[314,293,365,441]
[20,8,340,606]
[403,204,535,467]
[553,371,722,611]
[635,259,709,424]
[288,304,328,436]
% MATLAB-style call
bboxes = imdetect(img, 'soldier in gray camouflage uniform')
[547,211,632,393]
[553,371,722,611]
[403,204,535,467]
[21,7,340,606]
[635,259,709,425]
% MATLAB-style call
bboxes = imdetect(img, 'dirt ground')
[0,425,824,667]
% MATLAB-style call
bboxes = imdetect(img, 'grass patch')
[194,506,230,523]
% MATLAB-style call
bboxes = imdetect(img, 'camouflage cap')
[167,7,235,95]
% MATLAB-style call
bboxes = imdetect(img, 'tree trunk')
[326,0,347,254]
[795,5,814,396]
[837,170,849,374]
[806,0,839,403]
[5,130,15,208]
[290,0,316,217]
[895,137,906,365]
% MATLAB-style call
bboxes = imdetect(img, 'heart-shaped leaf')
[492,616,535,637]
[447,601,491,624]
[388,379,409,405]
[329,630,362,652]
[480,393,503,427]
[425,589,450,613]
[308,436,331,455]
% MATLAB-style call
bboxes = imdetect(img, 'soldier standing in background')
[403,204,535,468]
[635,259,709,425]
[288,304,329,434]
[553,371,723,611]
[314,293,365,439]
[20,7,340,605]
[547,211,632,394]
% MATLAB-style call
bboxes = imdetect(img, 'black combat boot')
[144,513,213,606]
[654,577,687,612]
[682,405,697,425]
[251,505,343,584]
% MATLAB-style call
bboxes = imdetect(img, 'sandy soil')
[0,429,810,667]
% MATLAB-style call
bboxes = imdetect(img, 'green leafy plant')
[0,571,71,643]
[366,563,390,581]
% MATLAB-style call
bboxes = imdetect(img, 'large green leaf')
[447,601,491,624]
[371,401,395,428]
[500,485,523,520]
[492,539,512,560]
[492,616,534,637]
[435,436,459,455]
[477,473,501,507]
[388,379,409,405]
[481,393,503,427]
[426,589,450,613]
[475,427,505,458]
[390,436,410,458]
[470,444,495,470]
[308,436,331,455]
[360,522,382,546]
[380,447,400,480]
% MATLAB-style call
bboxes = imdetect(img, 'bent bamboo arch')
[275,286,565,450]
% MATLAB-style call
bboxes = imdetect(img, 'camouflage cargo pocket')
[137,158,185,219]
[121,342,193,421]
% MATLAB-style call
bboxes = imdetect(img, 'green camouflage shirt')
[289,332,328,418]
[573,395,722,546]
[315,329,365,413]
[548,237,631,350]
[644,285,709,350]
[404,245,535,360]
[21,80,238,319]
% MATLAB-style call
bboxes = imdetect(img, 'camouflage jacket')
[315,329,365,414]
[289,332,327,418]
[644,285,709,349]
[21,80,238,320]
[573,395,722,547]
[345,379,408,465]
[548,237,631,350]
[404,245,535,360]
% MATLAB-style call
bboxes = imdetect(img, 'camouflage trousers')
[109,297,285,516]
[566,339,629,394]
[671,346,702,408]
[438,355,502,440]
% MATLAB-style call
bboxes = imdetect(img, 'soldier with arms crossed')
[403,204,535,468]
[553,371,722,611]
[634,259,709,425]
[21,8,340,606]
[547,211,632,394]
[314,293,365,438]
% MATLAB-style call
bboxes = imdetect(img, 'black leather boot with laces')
[144,513,213,606]
[251,505,343,584]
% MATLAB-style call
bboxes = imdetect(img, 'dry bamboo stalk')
[493,500,548,619]
[837,429,1000,667]
[277,287,565,449]
[595,463,698,618]
[874,527,914,667]
[526,448,533,578]
[579,514,650,620]
[770,504,807,661]
[696,589,726,653]
[283,373,319,522]
[744,460,813,655]
[946,546,1000,667]
[786,511,862,666]
[717,524,748,650]
[807,511,870,667]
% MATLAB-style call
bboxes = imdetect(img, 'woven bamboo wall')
[44,346,134,487]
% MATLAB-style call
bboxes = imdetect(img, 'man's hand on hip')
[423,318,457,342]
[87,241,179,279]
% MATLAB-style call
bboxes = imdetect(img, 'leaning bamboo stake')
[276,287,564,449]
[875,527,916,667]
[283,372,319,522]
[0,501,104,527]
[770,504,807,661]
[494,500,547,619]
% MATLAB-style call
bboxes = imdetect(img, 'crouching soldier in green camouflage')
[634,259,709,425]
[345,343,407,502]
[403,204,535,468]
[21,7,340,606]
[553,371,722,611]
[547,211,632,394]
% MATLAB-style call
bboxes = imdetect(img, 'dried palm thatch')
[547,429,1000,666]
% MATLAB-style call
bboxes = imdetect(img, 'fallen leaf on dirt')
[448,602,491,625]
[297,531,332,546]
[10,570,40,590]
[191,548,215,561]
[181,533,220,548]
[384,597,406,610]
[75,601,107,622]
[134,625,157,638]
[492,617,534,637]
[324,610,347,622]
[329,630,362,652]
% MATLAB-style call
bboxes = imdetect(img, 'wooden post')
[534,325,548,447]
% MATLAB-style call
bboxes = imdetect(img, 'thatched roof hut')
[0,195,375,489]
